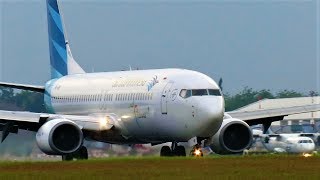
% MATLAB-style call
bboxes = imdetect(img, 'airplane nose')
[196,97,224,137]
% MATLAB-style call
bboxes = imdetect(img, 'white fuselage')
[262,136,315,153]
[44,69,225,144]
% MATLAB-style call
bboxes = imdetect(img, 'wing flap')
[0,110,45,123]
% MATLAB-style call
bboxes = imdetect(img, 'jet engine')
[211,118,252,154]
[36,119,83,155]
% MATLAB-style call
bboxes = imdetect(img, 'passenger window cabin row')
[51,92,153,103]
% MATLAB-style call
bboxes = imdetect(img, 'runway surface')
[0,155,319,179]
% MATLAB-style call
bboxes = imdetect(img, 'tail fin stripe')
[50,46,68,76]
[48,5,63,33]
[52,40,67,63]
[47,15,65,47]
[46,0,85,79]
[51,68,63,79]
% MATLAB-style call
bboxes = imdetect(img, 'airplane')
[0,0,320,160]
[252,129,316,154]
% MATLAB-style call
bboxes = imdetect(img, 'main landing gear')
[160,142,186,157]
[62,146,88,161]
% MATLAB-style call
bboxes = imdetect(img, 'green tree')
[14,90,45,112]
[225,87,259,111]
[224,87,305,111]
[276,90,304,98]
[0,87,15,103]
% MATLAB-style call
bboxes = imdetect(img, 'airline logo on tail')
[47,0,68,78]
[46,0,85,79]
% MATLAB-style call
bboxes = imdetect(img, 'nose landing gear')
[190,144,203,157]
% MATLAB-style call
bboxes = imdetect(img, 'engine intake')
[36,119,83,155]
[211,118,252,154]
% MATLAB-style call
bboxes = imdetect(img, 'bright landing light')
[99,117,108,127]
[121,115,131,119]
[302,153,312,158]
[195,149,201,156]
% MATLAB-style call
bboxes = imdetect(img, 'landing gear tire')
[173,146,186,156]
[62,154,73,161]
[78,146,88,160]
[160,146,172,156]
[61,146,88,161]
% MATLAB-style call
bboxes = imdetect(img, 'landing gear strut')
[189,144,203,157]
[160,142,186,157]
[62,146,88,161]
[189,137,204,157]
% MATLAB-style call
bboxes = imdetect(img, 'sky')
[0,0,319,94]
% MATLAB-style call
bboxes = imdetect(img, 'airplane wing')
[0,82,45,93]
[227,104,320,131]
[0,110,115,142]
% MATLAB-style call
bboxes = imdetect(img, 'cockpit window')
[208,89,221,96]
[179,89,192,98]
[298,140,313,144]
[192,89,208,96]
[179,89,221,98]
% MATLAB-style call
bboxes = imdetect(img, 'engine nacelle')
[211,118,252,154]
[36,119,83,155]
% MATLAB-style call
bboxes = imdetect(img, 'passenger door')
[161,82,173,114]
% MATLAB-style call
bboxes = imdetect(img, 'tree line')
[0,87,45,113]
[224,87,318,111]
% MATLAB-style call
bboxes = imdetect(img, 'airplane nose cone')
[307,144,316,152]
[196,97,224,137]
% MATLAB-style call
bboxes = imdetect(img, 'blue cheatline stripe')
[44,78,58,113]
[48,5,63,33]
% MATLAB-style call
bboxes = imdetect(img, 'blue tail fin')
[46,0,85,79]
